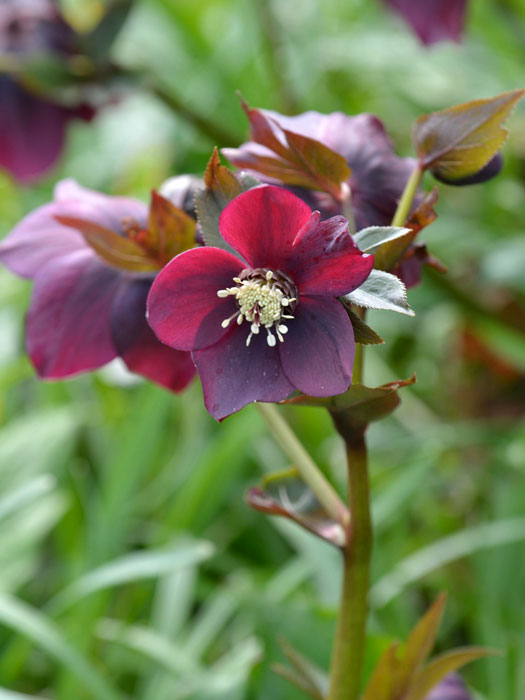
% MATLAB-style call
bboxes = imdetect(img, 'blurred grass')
[0,0,525,698]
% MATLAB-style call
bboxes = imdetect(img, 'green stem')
[256,403,349,525]
[391,164,423,227]
[328,434,372,700]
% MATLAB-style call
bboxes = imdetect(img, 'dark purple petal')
[26,250,121,377]
[0,77,69,183]
[289,215,374,295]
[280,296,354,396]
[111,278,195,392]
[384,0,467,45]
[193,325,294,420]
[225,112,418,230]
[147,247,244,351]
[425,673,472,700]
[434,153,503,186]
[218,186,312,269]
[0,178,147,279]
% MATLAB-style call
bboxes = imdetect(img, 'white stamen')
[217,289,230,298]
[278,324,288,334]
[251,323,260,334]
[266,330,276,347]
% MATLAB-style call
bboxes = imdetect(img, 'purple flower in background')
[383,0,468,46]
[426,673,472,699]
[0,0,95,182]
[0,177,198,391]
[223,110,418,231]
[147,186,374,420]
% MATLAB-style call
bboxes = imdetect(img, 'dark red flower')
[223,110,418,231]
[425,673,472,699]
[383,0,468,46]
[147,186,374,420]
[0,178,197,391]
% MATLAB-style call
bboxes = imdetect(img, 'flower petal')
[26,250,121,377]
[193,326,294,420]
[425,673,471,699]
[280,296,354,396]
[289,215,374,295]
[147,246,244,351]
[111,278,195,392]
[218,186,312,269]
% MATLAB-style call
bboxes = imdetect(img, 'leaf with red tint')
[147,191,196,265]
[286,376,416,427]
[273,639,328,700]
[246,471,346,548]
[54,215,160,272]
[374,188,439,271]
[393,594,447,696]
[414,89,525,183]
[406,648,496,700]
[237,99,351,199]
[362,642,399,700]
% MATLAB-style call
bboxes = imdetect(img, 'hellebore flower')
[0,177,198,391]
[223,109,418,231]
[147,186,374,420]
[383,0,468,46]
[426,673,472,699]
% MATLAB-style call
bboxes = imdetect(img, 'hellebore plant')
[382,0,468,46]
[1,88,523,700]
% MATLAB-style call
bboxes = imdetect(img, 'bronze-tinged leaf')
[362,642,400,700]
[195,148,244,254]
[374,189,439,271]
[393,594,447,696]
[204,146,243,201]
[238,99,351,199]
[346,308,385,345]
[147,191,196,265]
[247,465,347,547]
[413,89,525,182]
[54,216,159,272]
[285,377,416,424]
[278,639,329,700]
[405,647,497,700]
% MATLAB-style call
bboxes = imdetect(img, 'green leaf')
[362,642,399,700]
[393,594,447,696]
[0,594,123,700]
[54,216,159,272]
[405,648,497,700]
[413,89,525,182]
[342,270,415,316]
[194,148,245,254]
[346,308,385,345]
[50,540,214,613]
[147,190,196,264]
[354,226,410,254]
[227,99,351,199]
[272,664,323,699]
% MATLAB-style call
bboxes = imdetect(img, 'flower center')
[217,268,297,347]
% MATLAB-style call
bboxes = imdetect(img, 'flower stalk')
[328,429,372,700]
[392,163,423,227]
[256,403,349,527]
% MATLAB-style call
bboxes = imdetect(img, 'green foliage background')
[0,0,525,698]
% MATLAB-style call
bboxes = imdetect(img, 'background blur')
[1,1,525,698]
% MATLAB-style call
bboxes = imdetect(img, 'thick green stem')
[256,403,349,525]
[328,434,372,700]
[391,164,423,227]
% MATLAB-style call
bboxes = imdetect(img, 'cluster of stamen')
[217,268,297,347]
